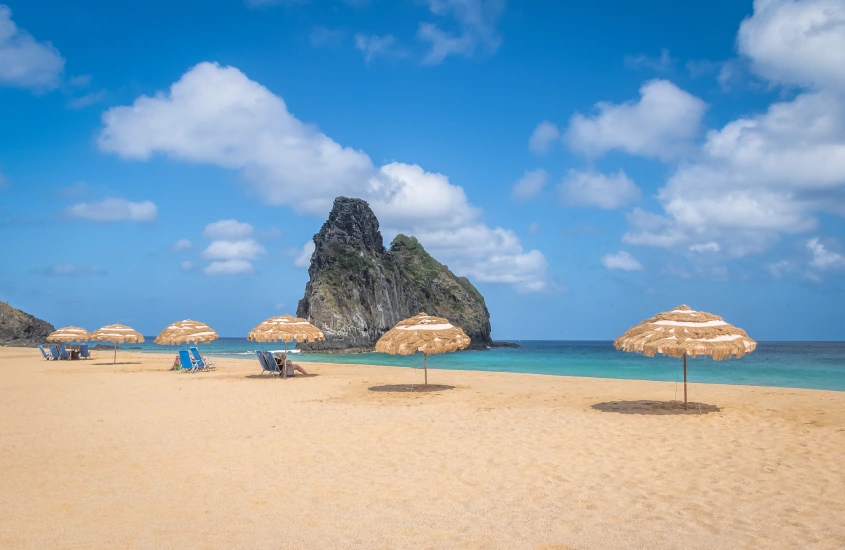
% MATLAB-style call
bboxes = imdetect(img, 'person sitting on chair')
[286,359,309,376]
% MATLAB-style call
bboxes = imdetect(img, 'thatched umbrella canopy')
[247,314,325,344]
[90,324,145,364]
[47,326,91,343]
[375,312,471,385]
[247,314,325,378]
[614,305,756,409]
[154,320,218,346]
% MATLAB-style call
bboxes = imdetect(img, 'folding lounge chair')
[57,345,70,360]
[49,345,60,360]
[178,349,198,373]
[256,351,270,375]
[264,351,291,378]
[264,351,281,376]
[38,345,51,360]
[79,344,90,359]
[256,351,278,376]
[189,347,213,371]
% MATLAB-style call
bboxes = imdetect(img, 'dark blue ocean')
[129,339,845,392]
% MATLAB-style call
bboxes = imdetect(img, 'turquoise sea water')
[129,339,845,392]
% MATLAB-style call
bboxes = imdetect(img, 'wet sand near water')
[1,347,843,549]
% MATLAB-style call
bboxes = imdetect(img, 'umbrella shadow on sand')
[592,400,720,415]
[368,384,455,393]
[244,374,320,379]
[92,361,143,365]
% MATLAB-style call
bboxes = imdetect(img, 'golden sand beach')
[0,347,843,549]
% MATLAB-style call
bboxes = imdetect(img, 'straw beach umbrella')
[614,305,756,409]
[90,324,145,364]
[375,312,471,386]
[154,320,218,346]
[247,315,324,375]
[47,326,91,343]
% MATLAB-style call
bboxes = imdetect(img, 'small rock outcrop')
[297,197,492,352]
[0,301,55,347]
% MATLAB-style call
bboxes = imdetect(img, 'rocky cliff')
[0,301,55,347]
[297,197,492,352]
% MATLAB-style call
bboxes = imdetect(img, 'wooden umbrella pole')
[113,342,117,364]
[683,353,688,410]
[282,341,288,379]
[424,353,428,386]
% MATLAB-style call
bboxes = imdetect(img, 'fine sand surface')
[1,348,843,549]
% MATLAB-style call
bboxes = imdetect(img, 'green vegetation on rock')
[297,198,492,352]
[0,301,55,347]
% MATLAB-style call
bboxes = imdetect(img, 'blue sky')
[1,0,844,341]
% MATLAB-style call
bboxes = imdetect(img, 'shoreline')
[8,343,845,393]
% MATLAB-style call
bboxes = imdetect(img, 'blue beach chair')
[38,345,51,360]
[256,351,278,376]
[57,345,70,360]
[178,349,198,373]
[189,347,213,371]
[79,344,90,359]
[49,345,60,360]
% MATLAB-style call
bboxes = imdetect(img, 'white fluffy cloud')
[738,0,845,92]
[0,5,64,90]
[65,198,157,222]
[199,219,263,274]
[370,164,551,291]
[807,238,845,270]
[528,121,560,155]
[99,62,374,216]
[625,90,845,255]
[511,169,548,201]
[203,219,253,240]
[623,0,845,258]
[294,241,315,269]
[418,0,505,65]
[559,170,640,209]
[564,79,706,161]
[368,162,480,230]
[411,224,551,292]
[601,251,643,272]
[201,240,265,260]
[204,260,255,275]
[100,62,550,291]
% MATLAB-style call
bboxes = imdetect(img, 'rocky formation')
[0,301,55,347]
[297,197,492,352]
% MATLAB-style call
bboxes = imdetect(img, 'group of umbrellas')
[48,324,145,363]
[46,305,756,408]
[45,311,474,382]
[45,315,326,364]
